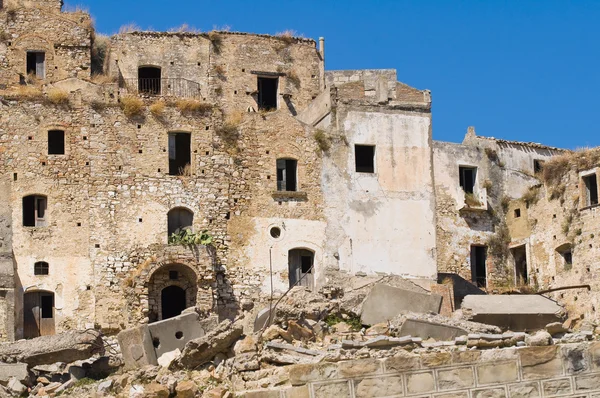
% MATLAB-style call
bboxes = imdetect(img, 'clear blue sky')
[67,0,600,149]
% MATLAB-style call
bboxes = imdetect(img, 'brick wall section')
[236,342,600,398]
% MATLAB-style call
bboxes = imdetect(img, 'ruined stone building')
[0,0,593,342]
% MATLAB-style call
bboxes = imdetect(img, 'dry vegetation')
[168,24,201,34]
[276,30,299,45]
[120,96,144,117]
[464,193,482,207]
[175,99,212,116]
[91,34,110,76]
[46,89,70,106]
[0,30,10,42]
[149,100,166,117]
[11,85,44,101]
[216,112,243,148]
[207,31,223,54]
[118,23,141,34]
[287,70,301,89]
[541,148,598,188]
[521,185,541,206]
[313,129,331,153]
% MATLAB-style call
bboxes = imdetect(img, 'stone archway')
[147,263,198,323]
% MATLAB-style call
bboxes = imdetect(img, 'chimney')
[319,37,325,59]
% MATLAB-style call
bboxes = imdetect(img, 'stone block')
[117,324,157,370]
[508,382,540,398]
[338,359,381,378]
[285,385,310,398]
[406,371,435,394]
[542,378,572,396]
[520,346,563,380]
[435,392,469,398]
[288,363,338,386]
[354,375,404,398]
[437,367,475,390]
[400,319,467,341]
[562,344,590,374]
[361,284,442,325]
[313,381,351,398]
[0,363,29,385]
[477,361,519,385]
[242,390,281,398]
[472,388,507,398]
[591,342,600,369]
[452,350,481,365]
[575,373,600,391]
[422,352,452,368]
[384,353,421,372]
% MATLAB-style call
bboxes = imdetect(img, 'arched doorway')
[161,285,186,320]
[167,207,193,237]
[288,249,314,290]
[138,66,161,95]
[23,291,55,339]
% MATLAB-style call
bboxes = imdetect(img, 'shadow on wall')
[438,272,486,310]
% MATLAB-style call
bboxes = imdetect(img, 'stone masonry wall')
[236,342,600,398]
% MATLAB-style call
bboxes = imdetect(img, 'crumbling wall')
[0,175,14,342]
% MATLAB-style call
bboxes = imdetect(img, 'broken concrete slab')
[0,330,103,366]
[462,295,566,331]
[360,284,442,325]
[118,324,157,370]
[0,363,29,386]
[148,312,217,358]
[265,342,322,356]
[399,319,467,341]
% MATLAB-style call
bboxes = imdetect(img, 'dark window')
[563,250,573,265]
[23,195,47,227]
[276,159,297,191]
[40,295,53,318]
[169,271,178,280]
[26,52,45,78]
[514,209,521,218]
[533,159,545,173]
[257,77,278,110]
[583,174,598,206]
[167,208,193,236]
[301,255,313,274]
[34,261,49,275]
[459,166,477,194]
[168,132,191,176]
[138,66,161,95]
[511,245,528,285]
[470,245,487,288]
[355,145,375,173]
[48,130,65,155]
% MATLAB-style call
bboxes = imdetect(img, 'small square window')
[169,271,178,280]
[533,159,545,173]
[514,209,521,218]
[34,261,49,275]
[355,145,375,173]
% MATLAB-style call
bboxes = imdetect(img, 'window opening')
[169,271,179,280]
[276,159,297,191]
[23,195,47,227]
[34,261,49,276]
[257,76,278,110]
[514,209,521,218]
[26,52,45,78]
[168,133,191,176]
[167,208,193,236]
[511,245,527,285]
[48,130,65,155]
[41,295,53,319]
[533,159,545,173]
[470,245,487,288]
[583,174,598,206]
[138,66,161,95]
[355,145,375,173]
[459,166,477,194]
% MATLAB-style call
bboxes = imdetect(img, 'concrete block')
[422,352,452,368]
[354,375,403,398]
[400,318,467,341]
[477,361,519,385]
[361,284,442,325]
[406,371,435,394]
[338,358,381,378]
[472,388,507,398]
[437,367,475,390]
[520,346,563,380]
[313,381,351,397]
[542,378,572,396]
[384,353,421,372]
[117,324,157,370]
[462,295,564,331]
[288,363,338,386]
[285,385,310,398]
[0,363,29,385]
[435,392,470,398]
[508,382,540,398]
[575,373,600,391]
[148,312,216,358]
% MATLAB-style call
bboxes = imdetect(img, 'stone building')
[0,0,593,342]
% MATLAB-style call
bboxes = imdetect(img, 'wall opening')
[168,132,191,176]
[257,76,278,110]
[26,52,45,78]
[23,195,47,227]
[511,245,527,285]
[276,159,297,191]
[34,261,49,276]
[23,291,55,339]
[533,159,545,174]
[514,208,521,218]
[470,245,487,288]
[48,130,65,155]
[583,174,598,207]
[138,66,161,95]
[161,285,186,320]
[355,145,375,173]
[556,244,573,270]
[167,207,193,237]
[288,249,314,290]
[459,166,477,194]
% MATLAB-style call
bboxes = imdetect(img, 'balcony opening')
[168,132,191,176]
[276,158,297,191]
[470,245,487,288]
[583,173,598,207]
[48,130,65,155]
[138,66,161,95]
[257,76,278,110]
[34,261,49,276]
[26,51,45,79]
[459,166,477,194]
[23,195,47,227]
[355,145,375,173]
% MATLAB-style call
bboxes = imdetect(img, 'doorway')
[23,291,55,339]
[288,249,314,290]
[512,245,528,285]
[470,245,487,288]
[161,285,186,320]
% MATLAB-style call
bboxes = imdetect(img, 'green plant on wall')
[168,229,213,246]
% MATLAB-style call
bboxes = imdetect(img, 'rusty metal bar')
[536,284,591,295]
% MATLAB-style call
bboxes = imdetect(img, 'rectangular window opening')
[355,145,375,173]
[276,159,297,191]
[459,166,477,194]
[168,133,191,176]
[533,159,545,174]
[470,245,487,288]
[511,245,527,285]
[583,174,598,206]
[40,295,53,319]
[23,195,47,227]
[48,130,65,155]
[257,76,278,110]
[26,51,45,78]
[514,208,521,218]
[34,262,49,276]
[301,255,313,274]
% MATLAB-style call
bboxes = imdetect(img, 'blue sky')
[68,0,600,149]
